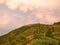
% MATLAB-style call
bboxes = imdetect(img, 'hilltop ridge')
[0,22,60,45]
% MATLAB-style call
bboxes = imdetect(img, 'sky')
[0,0,60,36]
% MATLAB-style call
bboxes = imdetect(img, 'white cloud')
[0,0,60,12]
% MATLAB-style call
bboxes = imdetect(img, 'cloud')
[0,8,25,31]
[0,9,10,28]
[5,0,20,10]
[0,0,60,36]
[0,0,4,4]
[0,0,60,12]
[33,9,60,24]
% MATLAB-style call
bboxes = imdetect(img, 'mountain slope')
[0,23,60,45]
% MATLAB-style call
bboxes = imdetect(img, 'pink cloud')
[0,0,60,35]
[32,9,60,24]
[0,9,25,31]
[0,0,60,12]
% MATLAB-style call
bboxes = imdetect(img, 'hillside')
[0,22,60,45]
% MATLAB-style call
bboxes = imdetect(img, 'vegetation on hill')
[0,22,60,45]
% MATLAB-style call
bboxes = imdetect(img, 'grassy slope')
[0,22,60,45]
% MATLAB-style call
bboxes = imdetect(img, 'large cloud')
[0,0,60,12]
[0,0,60,36]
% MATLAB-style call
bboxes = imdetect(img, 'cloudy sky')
[0,0,60,36]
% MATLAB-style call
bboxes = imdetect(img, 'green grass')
[0,22,60,45]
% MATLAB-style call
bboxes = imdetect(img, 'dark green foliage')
[0,22,60,45]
